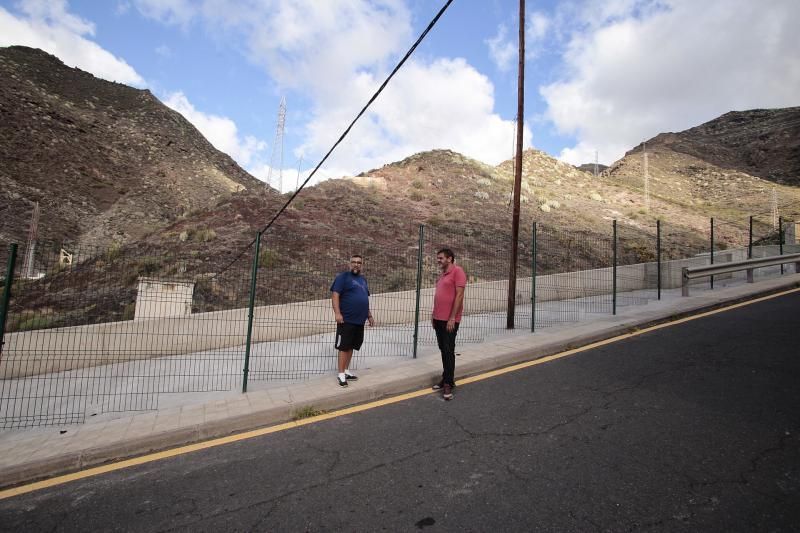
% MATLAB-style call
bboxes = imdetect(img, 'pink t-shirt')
[433,265,467,322]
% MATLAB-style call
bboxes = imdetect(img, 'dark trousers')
[433,319,460,386]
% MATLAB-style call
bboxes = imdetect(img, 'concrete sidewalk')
[1,274,799,490]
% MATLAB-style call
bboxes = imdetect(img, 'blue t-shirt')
[330,271,370,325]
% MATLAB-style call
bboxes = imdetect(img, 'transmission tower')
[266,96,286,192]
[771,188,778,229]
[295,156,303,192]
[643,142,650,212]
[23,201,40,278]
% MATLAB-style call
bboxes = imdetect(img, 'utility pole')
[507,0,525,330]
[643,142,650,212]
[771,188,778,229]
[23,200,39,278]
[267,96,286,192]
[594,150,599,178]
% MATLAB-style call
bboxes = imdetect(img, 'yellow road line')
[2,286,798,500]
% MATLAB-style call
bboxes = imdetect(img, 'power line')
[215,0,455,277]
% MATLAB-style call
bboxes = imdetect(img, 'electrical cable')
[215,0,455,278]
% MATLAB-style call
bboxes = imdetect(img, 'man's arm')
[447,286,465,332]
[331,292,344,324]
[366,280,375,326]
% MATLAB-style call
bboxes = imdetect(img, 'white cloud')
[137,0,527,178]
[486,24,516,72]
[154,44,172,58]
[299,58,532,173]
[0,1,144,85]
[528,12,550,42]
[133,0,412,93]
[132,0,197,28]
[541,0,800,165]
[164,91,269,169]
[115,2,132,16]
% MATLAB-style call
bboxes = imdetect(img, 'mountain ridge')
[0,45,269,248]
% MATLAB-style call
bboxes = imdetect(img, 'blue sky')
[2,0,799,191]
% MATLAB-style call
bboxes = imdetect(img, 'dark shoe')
[443,384,453,401]
[337,376,348,387]
[432,380,444,391]
[345,373,358,381]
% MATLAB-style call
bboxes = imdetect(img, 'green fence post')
[0,244,18,358]
[242,232,261,393]
[612,219,617,315]
[412,225,424,359]
[531,222,537,333]
[657,220,661,300]
[710,217,714,289]
[748,215,753,259]
[779,216,784,275]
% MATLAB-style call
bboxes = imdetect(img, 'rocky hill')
[3,46,800,328]
[576,163,608,175]
[0,46,268,248]
[603,108,800,237]
[623,107,800,185]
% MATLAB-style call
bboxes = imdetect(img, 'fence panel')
[616,221,659,306]
[534,223,613,327]
[245,233,419,382]
[4,210,797,428]
[419,224,532,344]
[0,240,252,428]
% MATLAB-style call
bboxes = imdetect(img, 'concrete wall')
[134,277,194,320]
[3,246,795,378]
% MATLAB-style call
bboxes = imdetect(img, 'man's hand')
[335,312,344,324]
[446,318,456,332]
[368,316,375,327]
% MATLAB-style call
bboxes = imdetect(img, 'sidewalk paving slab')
[1,274,798,490]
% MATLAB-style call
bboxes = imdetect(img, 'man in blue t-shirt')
[330,254,375,387]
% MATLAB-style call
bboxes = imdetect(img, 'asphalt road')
[1,291,799,532]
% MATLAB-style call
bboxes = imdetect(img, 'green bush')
[137,256,161,276]
[16,313,56,331]
[259,248,279,268]
[409,190,424,201]
[292,405,326,420]
[195,228,217,242]
[122,302,136,321]
[106,241,122,261]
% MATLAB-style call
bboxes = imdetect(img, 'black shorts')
[335,322,365,351]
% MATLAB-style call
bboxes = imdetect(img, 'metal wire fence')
[244,231,420,382]
[0,240,251,428]
[534,224,613,327]
[2,214,798,429]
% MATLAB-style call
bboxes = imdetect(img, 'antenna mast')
[295,156,303,192]
[267,97,286,192]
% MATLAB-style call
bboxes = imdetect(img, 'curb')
[2,278,799,491]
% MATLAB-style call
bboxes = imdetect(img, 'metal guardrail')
[682,252,800,296]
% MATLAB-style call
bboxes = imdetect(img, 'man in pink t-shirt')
[431,248,466,401]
